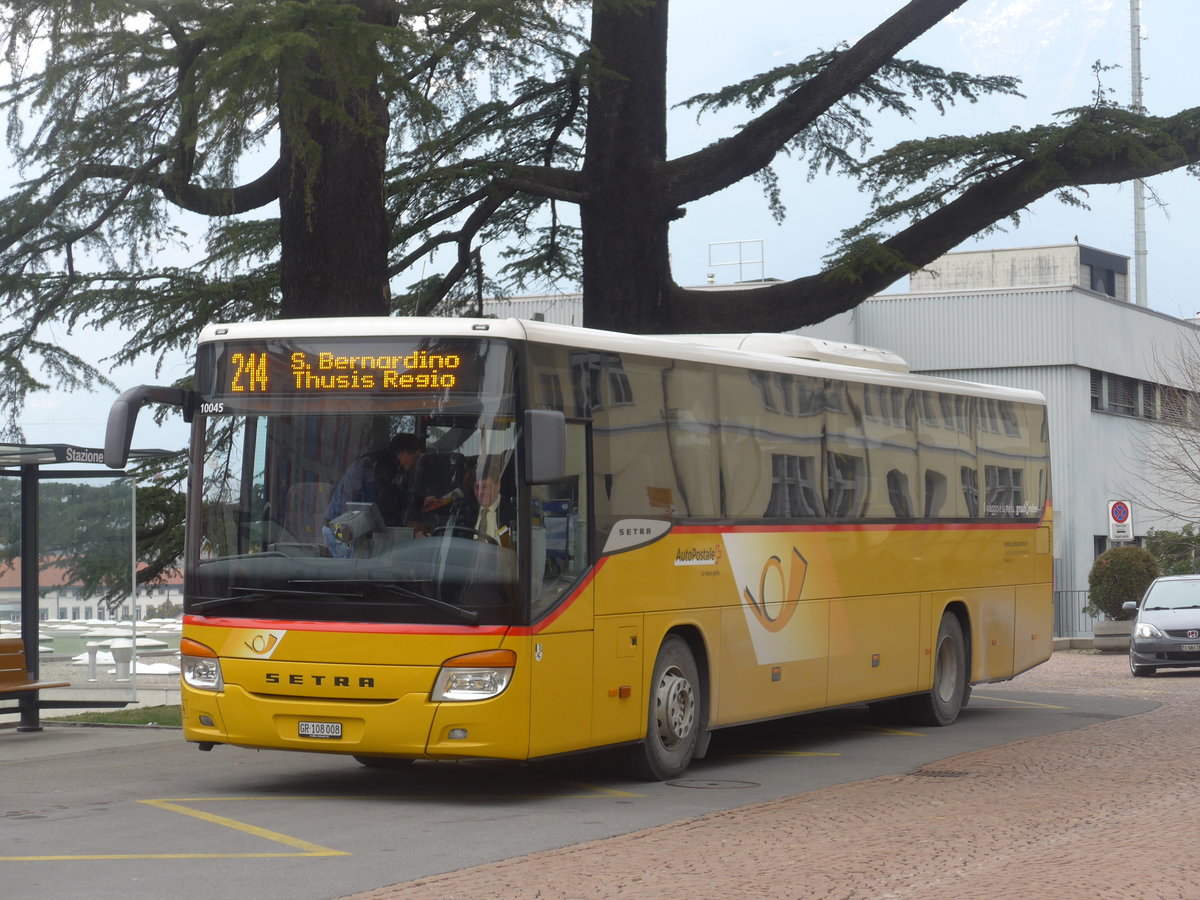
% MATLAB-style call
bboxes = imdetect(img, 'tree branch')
[663,0,970,206]
[668,106,1200,332]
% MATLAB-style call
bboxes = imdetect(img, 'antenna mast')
[1131,0,1148,307]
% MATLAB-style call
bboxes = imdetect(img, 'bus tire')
[904,612,967,727]
[633,635,701,781]
[353,755,414,770]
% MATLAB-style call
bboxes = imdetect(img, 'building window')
[985,465,1024,517]
[766,454,821,517]
[827,452,864,518]
[925,470,948,517]
[1106,375,1138,416]
[1160,386,1192,425]
[1089,369,1200,421]
[887,470,913,518]
[604,354,634,405]
[748,371,778,411]
[961,466,979,517]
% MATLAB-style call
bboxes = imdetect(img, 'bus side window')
[532,423,589,618]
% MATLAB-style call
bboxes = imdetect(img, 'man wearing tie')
[470,456,515,545]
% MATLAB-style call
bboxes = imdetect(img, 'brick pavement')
[344,651,1199,900]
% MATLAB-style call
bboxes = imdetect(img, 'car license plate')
[298,721,342,739]
[1182,644,1200,653]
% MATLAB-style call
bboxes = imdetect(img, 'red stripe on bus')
[183,615,511,636]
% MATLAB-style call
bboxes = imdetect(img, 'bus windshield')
[187,335,522,626]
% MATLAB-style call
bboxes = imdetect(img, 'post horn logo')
[244,631,285,656]
[742,548,808,633]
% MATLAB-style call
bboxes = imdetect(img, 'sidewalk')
[346,650,1197,900]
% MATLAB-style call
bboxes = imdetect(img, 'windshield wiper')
[292,579,480,624]
[191,585,361,614]
[372,582,480,624]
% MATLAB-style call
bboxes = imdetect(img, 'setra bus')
[105,317,1053,779]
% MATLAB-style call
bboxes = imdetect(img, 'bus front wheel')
[633,635,701,781]
[904,612,967,726]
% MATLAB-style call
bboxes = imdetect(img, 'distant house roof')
[0,558,181,590]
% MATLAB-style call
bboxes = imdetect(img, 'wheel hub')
[656,666,695,748]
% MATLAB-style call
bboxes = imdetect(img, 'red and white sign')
[1108,500,1133,542]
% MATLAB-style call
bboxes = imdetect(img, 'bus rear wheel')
[904,612,967,726]
[632,635,701,781]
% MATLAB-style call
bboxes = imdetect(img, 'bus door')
[526,420,597,758]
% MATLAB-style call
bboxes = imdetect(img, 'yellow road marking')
[730,750,842,758]
[141,799,349,855]
[971,694,1068,710]
[0,783,641,861]
[563,783,645,798]
[0,797,347,861]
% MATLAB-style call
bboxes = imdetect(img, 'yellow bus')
[106,317,1052,779]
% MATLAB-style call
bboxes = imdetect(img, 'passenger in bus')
[324,433,424,555]
[466,456,516,545]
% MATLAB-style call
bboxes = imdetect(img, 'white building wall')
[481,293,583,327]
[852,287,1193,380]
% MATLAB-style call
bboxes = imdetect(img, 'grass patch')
[57,705,182,727]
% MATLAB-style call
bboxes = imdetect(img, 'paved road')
[1,650,1181,900]
[347,650,1198,900]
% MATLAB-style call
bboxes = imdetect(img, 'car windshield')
[1143,580,1200,610]
[186,336,522,626]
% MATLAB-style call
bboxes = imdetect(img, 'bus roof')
[198,317,1045,405]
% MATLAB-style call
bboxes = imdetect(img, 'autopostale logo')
[674,545,723,566]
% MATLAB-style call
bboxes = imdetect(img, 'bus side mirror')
[524,409,566,484]
[105,385,192,468]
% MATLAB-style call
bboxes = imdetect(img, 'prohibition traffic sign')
[1108,500,1134,542]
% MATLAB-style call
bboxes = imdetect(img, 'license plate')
[298,721,342,739]
[1182,645,1200,653]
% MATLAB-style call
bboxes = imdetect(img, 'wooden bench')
[0,637,69,696]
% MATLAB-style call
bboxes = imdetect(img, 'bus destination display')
[202,339,485,400]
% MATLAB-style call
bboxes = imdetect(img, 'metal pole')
[18,463,41,731]
[130,477,138,700]
[1131,0,1148,307]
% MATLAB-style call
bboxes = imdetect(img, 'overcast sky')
[17,1,1197,452]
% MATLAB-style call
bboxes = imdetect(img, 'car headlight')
[1134,622,1166,639]
[180,638,224,691]
[431,649,516,701]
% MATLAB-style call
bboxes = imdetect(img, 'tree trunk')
[278,55,391,319]
[580,0,674,333]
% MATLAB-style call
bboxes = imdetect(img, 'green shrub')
[1086,546,1160,621]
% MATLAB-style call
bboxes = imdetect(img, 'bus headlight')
[431,649,516,701]
[181,637,224,692]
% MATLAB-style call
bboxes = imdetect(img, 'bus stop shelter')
[0,443,174,731]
